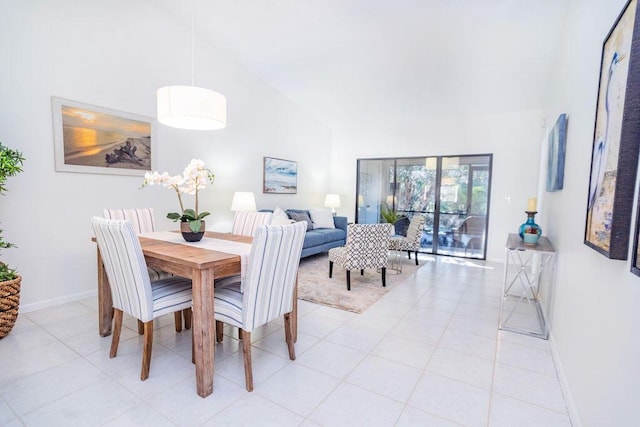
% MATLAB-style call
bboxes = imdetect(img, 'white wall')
[330,110,545,261]
[0,0,332,310]
[541,0,640,425]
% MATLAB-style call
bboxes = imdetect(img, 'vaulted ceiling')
[159,1,570,128]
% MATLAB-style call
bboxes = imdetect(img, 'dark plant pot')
[180,221,205,242]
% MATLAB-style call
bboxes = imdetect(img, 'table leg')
[192,268,215,398]
[97,247,113,337]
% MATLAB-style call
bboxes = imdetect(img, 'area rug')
[297,252,420,313]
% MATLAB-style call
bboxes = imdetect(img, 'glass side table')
[387,236,404,275]
[499,233,556,339]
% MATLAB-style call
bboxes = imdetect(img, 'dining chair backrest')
[232,211,273,236]
[91,216,154,322]
[103,208,156,234]
[406,215,426,248]
[242,221,306,331]
[344,223,393,269]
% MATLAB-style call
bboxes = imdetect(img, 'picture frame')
[263,157,297,194]
[546,113,568,192]
[584,0,640,260]
[52,96,155,176]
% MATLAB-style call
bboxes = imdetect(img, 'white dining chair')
[231,211,273,236]
[91,217,193,380]
[103,208,191,332]
[213,222,306,391]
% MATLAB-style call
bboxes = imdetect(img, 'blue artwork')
[263,157,297,194]
[546,114,568,192]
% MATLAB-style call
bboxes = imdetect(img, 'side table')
[387,235,403,274]
[499,233,556,339]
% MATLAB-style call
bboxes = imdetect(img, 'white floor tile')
[495,340,557,377]
[205,392,304,426]
[309,382,404,426]
[214,346,288,388]
[438,328,497,361]
[371,335,435,370]
[325,323,385,353]
[103,403,176,427]
[255,363,339,416]
[490,393,572,426]
[408,373,490,427]
[493,363,567,413]
[346,354,422,402]
[0,398,19,425]
[295,340,367,379]
[396,404,463,426]
[426,347,495,390]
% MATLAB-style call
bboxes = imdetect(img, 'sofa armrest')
[333,216,348,232]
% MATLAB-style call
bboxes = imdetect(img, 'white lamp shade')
[324,194,341,209]
[157,85,227,130]
[231,192,257,211]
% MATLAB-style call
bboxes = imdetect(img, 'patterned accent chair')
[231,211,274,236]
[103,208,190,332]
[328,223,393,291]
[91,217,193,381]
[389,214,426,265]
[213,222,306,391]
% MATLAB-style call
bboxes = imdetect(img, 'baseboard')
[19,289,98,314]
[549,331,582,427]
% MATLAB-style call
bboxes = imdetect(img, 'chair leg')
[414,251,419,265]
[141,320,153,381]
[137,319,144,335]
[241,330,254,392]
[329,261,333,278]
[183,308,192,330]
[360,269,364,275]
[284,313,296,360]
[216,320,224,343]
[381,267,387,287]
[346,270,351,291]
[407,251,411,260]
[174,312,182,332]
[110,309,123,358]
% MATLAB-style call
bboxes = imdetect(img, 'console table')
[499,233,556,339]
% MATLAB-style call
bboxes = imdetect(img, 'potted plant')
[380,203,409,235]
[0,142,25,339]
[142,159,215,242]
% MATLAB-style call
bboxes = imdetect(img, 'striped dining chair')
[103,208,191,332]
[213,221,306,391]
[91,217,193,381]
[231,211,273,236]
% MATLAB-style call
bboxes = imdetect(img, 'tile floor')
[0,255,572,426]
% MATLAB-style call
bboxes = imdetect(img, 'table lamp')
[324,194,341,215]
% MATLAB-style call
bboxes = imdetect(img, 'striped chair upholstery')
[91,217,193,381]
[231,211,273,236]
[213,221,306,391]
[389,214,426,265]
[103,208,189,333]
[328,223,393,291]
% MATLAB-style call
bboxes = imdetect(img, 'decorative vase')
[181,221,205,242]
[519,211,541,245]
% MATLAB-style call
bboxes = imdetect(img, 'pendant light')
[157,5,226,130]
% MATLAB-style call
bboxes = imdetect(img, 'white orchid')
[141,159,215,232]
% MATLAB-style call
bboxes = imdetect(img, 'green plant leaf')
[189,219,202,233]
[166,212,182,221]
[197,211,210,220]
[183,209,197,220]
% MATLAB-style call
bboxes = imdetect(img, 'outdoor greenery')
[0,142,25,281]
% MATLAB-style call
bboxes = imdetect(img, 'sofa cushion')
[287,211,313,231]
[309,208,335,229]
[318,228,345,243]
[272,206,293,225]
[303,230,325,248]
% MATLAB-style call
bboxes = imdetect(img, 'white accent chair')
[389,214,426,265]
[103,208,191,332]
[213,222,306,391]
[91,217,193,381]
[231,211,273,236]
[328,223,393,291]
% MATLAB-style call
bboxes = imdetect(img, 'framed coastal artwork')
[546,113,568,192]
[584,0,640,260]
[263,157,297,194]
[52,97,155,176]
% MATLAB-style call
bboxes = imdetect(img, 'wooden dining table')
[94,230,298,398]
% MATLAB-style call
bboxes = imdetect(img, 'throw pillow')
[309,208,336,229]
[288,211,313,231]
[271,207,292,225]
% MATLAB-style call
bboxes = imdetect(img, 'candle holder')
[519,211,542,245]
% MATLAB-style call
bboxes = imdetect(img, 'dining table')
[94,230,299,398]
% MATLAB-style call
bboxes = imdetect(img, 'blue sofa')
[263,209,348,258]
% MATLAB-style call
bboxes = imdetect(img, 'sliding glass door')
[356,154,492,260]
